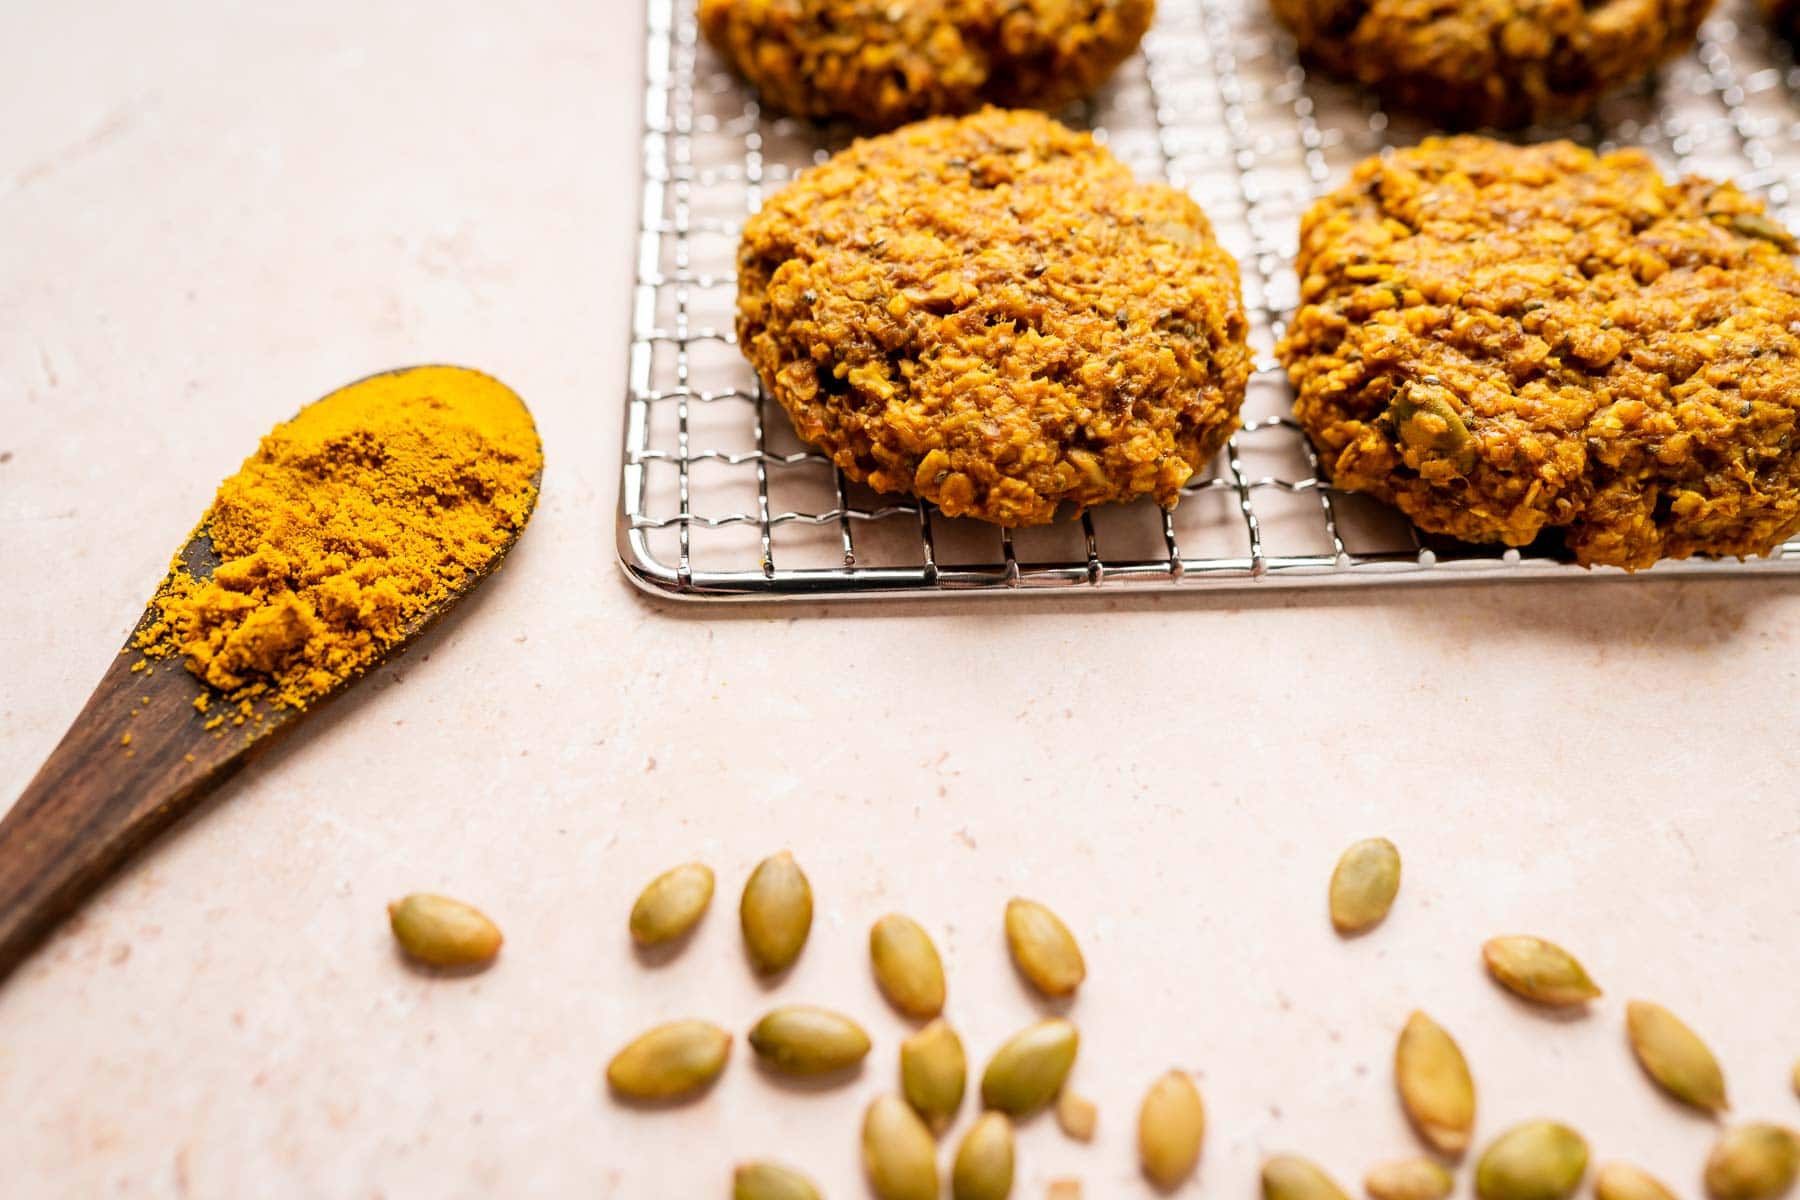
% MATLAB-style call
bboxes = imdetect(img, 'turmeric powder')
[136,366,541,710]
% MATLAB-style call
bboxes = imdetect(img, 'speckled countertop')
[2,3,1797,1198]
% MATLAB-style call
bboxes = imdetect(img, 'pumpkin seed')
[1482,936,1601,1006]
[387,893,503,967]
[1395,1010,1476,1156]
[1704,1124,1800,1200]
[1047,1182,1082,1200]
[748,1005,871,1075]
[1262,1154,1351,1200]
[951,1111,1015,1200]
[862,1094,940,1200]
[1793,1059,1800,1099]
[1390,386,1475,474]
[1731,212,1798,252]
[1056,1090,1098,1141]
[871,913,947,1019]
[981,1018,1079,1115]
[1593,1163,1679,1200]
[605,1019,731,1100]
[741,851,813,974]
[1474,1120,1589,1200]
[900,1018,967,1130]
[1626,999,1728,1113]
[1004,898,1086,997]
[1364,1156,1454,1200]
[1328,837,1401,934]
[733,1161,822,1200]
[1138,1071,1205,1189]
[629,862,714,946]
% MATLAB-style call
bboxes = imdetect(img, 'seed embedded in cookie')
[736,108,1251,528]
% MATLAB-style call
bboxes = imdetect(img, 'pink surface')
[1,2,1797,1197]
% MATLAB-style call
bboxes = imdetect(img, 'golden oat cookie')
[1268,0,1714,128]
[735,108,1251,526]
[1278,137,1800,570]
[698,0,1154,128]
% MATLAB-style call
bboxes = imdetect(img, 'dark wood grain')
[0,369,539,985]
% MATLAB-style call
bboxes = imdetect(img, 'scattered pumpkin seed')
[1626,999,1729,1113]
[1474,1120,1589,1200]
[1004,898,1086,996]
[1395,1010,1476,1156]
[1482,936,1601,1006]
[1704,1124,1800,1200]
[1364,1156,1454,1200]
[1593,1163,1679,1200]
[1138,1070,1206,1190]
[605,1019,731,1100]
[1262,1154,1351,1200]
[1731,212,1798,252]
[952,1111,1015,1200]
[1046,1182,1082,1200]
[734,1161,823,1200]
[1328,837,1402,934]
[387,893,502,967]
[748,1005,871,1076]
[1056,1090,1098,1141]
[629,862,714,946]
[741,851,813,974]
[871,913,947,1019]
[862,1093,940,1200]
[1793,1059,1800,1099]
[900,1018,967,1131]
[981,1018,1080,1115]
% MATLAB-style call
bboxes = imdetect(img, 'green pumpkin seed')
[1138,1071,1205,1189]
[387,893,503,967]
[1594,1163,1680,1200]
[1004,898,1086,997]
[734,1161,822,1200]
[981,1018,1079,1115]
[605,1019,731,1100]
[1364,1156,1454,1200]
[871,913,947,1019]
[1056,1090,1098,1141]
[629,862,714,946]
[951,1111,1015,1200]
[1792,1059,1800,1099]
[1328,837,1401,934]
[863,1094,940,1200]
[901,1018,967,1131]
[1482,936,1601,1006]
[1475,1120,1589,1200]
[748,1005,871,1075]
[1395,1010,1476,1156]
[1262,1154,1351,1200]
[1047,1182,1082,1199]
[1626,999,1728,1113]
[1704,1124,1800,1200]
[1730,212,1798,252]
[1390,386,1476,474]
[741,851,813,974]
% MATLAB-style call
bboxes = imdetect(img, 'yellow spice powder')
[137,366,541,710]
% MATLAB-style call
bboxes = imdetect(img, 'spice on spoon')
[135,366,542,710]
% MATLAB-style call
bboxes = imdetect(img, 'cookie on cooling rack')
[1268,0,1714,128]
[1278,136,1800,570]
[735,108,1250,526]
[697,0,1154,128]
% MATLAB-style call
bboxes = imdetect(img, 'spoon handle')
[0,641,279,982]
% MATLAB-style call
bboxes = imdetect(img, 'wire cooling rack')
[620,0,1800,600]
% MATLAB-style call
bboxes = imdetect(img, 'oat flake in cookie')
[1268,0,1714,128]
[1278,137,1800,570]
[698,0,1154,129]
[735,108,1250,527]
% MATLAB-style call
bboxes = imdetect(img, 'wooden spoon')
[0,365,541,984]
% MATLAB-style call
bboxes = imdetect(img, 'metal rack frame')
[620,0,1800,600]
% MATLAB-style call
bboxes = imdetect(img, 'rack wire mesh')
[621,0,1800,599]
